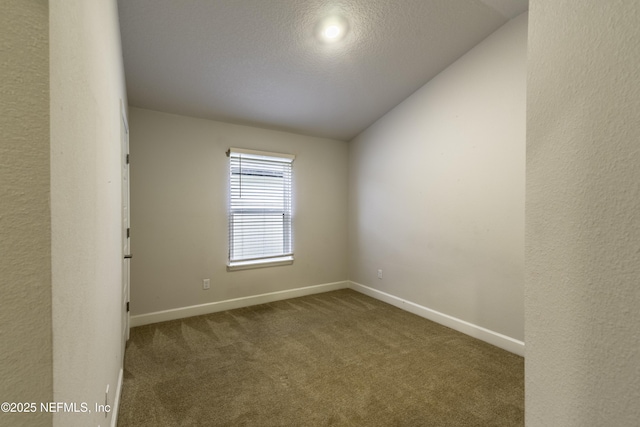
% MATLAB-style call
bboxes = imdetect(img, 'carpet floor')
[117,289,523,426]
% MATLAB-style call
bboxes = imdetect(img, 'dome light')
[317,16,348,43]
[322,24,343,41]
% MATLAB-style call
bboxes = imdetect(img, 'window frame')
[226,147,295,271]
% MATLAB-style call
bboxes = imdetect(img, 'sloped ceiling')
[118,0,527,141]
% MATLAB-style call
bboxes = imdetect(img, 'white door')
[121,102,131,348]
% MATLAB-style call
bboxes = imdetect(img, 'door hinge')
[126,153,130,164]
[127,227,130,238]
[126,301,130,312]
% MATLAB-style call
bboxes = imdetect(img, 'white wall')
[50,1,128,426]
[129,108,348,316]
[349,14,526,342]
[526,1,640,425]
[0,1,52,426]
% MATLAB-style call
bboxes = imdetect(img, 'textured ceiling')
[118,0,528,141]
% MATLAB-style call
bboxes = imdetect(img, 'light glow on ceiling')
[316,16,348,43]
[322,24,342,40]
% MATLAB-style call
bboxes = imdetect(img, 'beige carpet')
[118,289,523,426]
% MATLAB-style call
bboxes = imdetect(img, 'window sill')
[227,256,294,272]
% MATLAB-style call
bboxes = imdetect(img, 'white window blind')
[228,148,294,269]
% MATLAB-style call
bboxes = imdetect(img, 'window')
[227,148,294,270]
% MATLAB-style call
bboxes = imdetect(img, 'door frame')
[120,100,130,348]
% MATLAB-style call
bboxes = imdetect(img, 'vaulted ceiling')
[118,0,528,140]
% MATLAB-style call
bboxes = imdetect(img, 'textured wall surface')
[348,14,527,341]
[0,1,53,426]
[526,1,640,425]
[129,107,348,316]
[50,1,128,426]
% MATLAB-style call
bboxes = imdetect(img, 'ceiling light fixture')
[322,24,342,40]
[317,16,348,43]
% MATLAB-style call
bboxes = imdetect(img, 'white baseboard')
[110,368,123,427]
[129,279,524,356]
[348,281,525,356]
[130,281,350,327]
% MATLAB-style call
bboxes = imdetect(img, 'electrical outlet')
[203,278,210,290]
[377,269,383,279]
